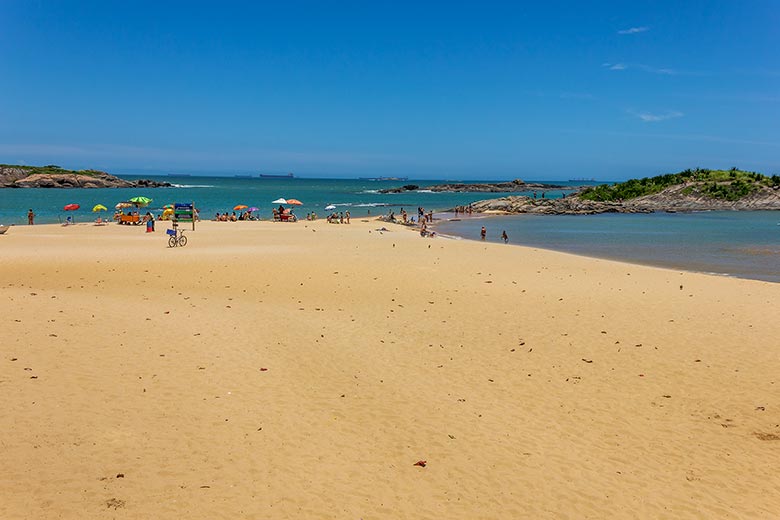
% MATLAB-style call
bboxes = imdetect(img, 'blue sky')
[1,1,778,179]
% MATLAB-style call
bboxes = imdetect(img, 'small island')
[0,164,171,188]
[380,178,568,193]
[467,168,780,214]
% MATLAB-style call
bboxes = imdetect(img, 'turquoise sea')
[1,175,778,283]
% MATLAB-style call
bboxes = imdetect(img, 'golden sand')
[1,220,779,518]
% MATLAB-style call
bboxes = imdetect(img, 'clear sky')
[1,1,778,179]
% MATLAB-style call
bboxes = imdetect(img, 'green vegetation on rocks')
[0,164,105,177]
[580,168,780,202]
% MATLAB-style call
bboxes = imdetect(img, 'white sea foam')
[170,184,216,188]
[360,189,380,194]
[354,202,389,207]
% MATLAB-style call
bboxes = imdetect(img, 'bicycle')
[166,227,187,247]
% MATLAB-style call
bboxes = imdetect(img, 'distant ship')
[259,173,295,179]
[358,176,409,181]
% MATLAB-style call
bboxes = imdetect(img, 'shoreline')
[428,211,780,284]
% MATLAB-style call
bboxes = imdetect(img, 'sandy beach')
[1,219,779,519]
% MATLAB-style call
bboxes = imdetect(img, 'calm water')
[434,211,780,283]
[1,175,778,282]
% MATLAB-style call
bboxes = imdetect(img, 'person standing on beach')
[501,230,508,243]
[480,226,486,240]
[27,209,35,225]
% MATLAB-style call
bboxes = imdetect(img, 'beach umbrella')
[64,203,80,211]
[115,202,133,209]
[234,204,248,211]
[324,204,336,211]
[129,196,152,207]
[286,198,303,205]
[248,206,259,212]
[92,204,107,212]
[163,204,174,210]
[272,198,287,204]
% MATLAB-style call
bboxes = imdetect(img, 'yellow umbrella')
[92,204,107,212]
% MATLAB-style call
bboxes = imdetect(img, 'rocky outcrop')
[469,196,649,215]
[469,183,780,215]
[621,183,780,211]
[1,166,171,188]
[380,179,569,193]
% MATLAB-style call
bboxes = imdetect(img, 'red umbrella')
[64,204,80,211]
[286,198,303,206]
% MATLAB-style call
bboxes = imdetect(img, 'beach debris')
[756,406,765,411]
[259,368,268,372]
[754,432,780,441]
[413,460,427,467]
[106,498,125,509]
[581,358,593,363]
[448,434,455,439]
[116,473,124,478]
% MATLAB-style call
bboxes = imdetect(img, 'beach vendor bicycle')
[166,222,187,247]
[166,202,195,248]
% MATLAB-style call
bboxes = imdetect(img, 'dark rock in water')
[380,178,568,194]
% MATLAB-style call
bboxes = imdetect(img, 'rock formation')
[380,179,569,193]
[1,165,171,188]
[469,183,780,215]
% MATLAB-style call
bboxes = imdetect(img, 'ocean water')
[0,175,575,225]
[434,211,780,283]
[1,175,778,282]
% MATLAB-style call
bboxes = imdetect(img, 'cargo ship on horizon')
[259,173,295,179]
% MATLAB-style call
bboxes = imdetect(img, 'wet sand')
[1,220,779,518]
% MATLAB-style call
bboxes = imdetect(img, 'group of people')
[453,205,473,216]
[326,210,350,224]
[214,211,256,221]
[387,207,433,226]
